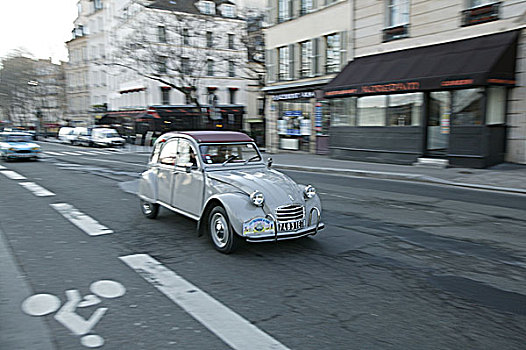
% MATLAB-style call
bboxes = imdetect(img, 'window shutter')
[340,30,348,68]
[266,49,276,83]
[289,44,295,79]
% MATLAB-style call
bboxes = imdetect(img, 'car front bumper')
[244,222,325,243]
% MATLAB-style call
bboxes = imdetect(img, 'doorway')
[426,91,451,157]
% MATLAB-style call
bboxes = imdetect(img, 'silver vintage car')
[138,131,324,253]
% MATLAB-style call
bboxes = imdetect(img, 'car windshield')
[5,135,32,142]
[102,131,119,138]
[199,143,261,165]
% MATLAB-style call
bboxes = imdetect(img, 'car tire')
[208,206,239,254]
[140,199,159,219]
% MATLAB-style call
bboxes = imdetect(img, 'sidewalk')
[267,152,526,195]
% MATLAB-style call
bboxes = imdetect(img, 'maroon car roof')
[177,131,254,143]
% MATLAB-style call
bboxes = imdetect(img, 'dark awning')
[324,30,519,98]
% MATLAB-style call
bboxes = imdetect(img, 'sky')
[0,0,78,63]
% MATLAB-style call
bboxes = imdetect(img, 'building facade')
[264,0,353,153]
[325,0,526,167]
[33,59,67,133]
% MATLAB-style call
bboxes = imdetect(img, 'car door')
[171,139,204,217]
[156,138,178,204]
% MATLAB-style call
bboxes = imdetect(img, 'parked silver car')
[138,131,324,253]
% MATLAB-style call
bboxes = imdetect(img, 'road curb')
[274,164,526,195]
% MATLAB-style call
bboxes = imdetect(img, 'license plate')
[278,220,304,232]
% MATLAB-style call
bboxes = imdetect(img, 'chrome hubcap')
[211,213,228,248]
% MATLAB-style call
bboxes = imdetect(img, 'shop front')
[324,30,519,168]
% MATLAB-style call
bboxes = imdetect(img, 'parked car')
[0,131,41,161]
[138,131,324,253]
[58,127,76,144]
[91,128,126,147]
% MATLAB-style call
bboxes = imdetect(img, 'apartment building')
[264,0,353,153]
[324,0,526,167]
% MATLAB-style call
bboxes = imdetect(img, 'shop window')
[357,96,387,126]
[486,87,506,125]
[384,0,409,42]
[325,33,341,74]
[278,46,290,80]
[330,97,356,126]
[387,93,422,126]
[452,88,484,125]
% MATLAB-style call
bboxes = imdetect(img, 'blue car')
[0,132,41,161]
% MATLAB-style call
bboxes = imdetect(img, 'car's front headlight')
[8,147,15,151]
[32,147,40,150]
[304,185,316,199]
[250,190,265,206]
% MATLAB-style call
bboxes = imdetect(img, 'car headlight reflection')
[250,190,265,206]
[304,185,316,199]
[32,147,40,150]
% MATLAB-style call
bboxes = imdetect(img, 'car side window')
[150,141,162,163]
[158,139,178,165]
[175,140,197,167]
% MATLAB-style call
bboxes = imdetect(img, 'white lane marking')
[120,254,290,350]
[19,182,56,197]
[0,170,27,180]
[61,151,82,155]
[0,165,5,169]
[44,151,62,156]
[74,151,94,155]
[50,203,113,236]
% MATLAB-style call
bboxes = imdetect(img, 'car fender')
[138,168,158,203]
[198,193,265,237]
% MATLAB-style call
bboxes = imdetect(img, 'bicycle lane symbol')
[21,280,126,348]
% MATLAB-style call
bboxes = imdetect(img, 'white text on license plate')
[278,220,304,232]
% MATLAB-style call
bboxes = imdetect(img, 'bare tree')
[107,0,248,108]
[0,51,37,128]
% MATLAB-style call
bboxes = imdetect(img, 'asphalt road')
[1,141,525,349]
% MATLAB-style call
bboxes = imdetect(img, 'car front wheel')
[140,199,159,219]
[209,206,239,254]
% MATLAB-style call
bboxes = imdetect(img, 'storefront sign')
[272,91,316,101]
[441,79,474,87]
[325,81,420,97]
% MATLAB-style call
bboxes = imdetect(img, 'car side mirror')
[267,157,273,168]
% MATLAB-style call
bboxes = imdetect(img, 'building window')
[182,57,190,75]
[462,1,500,26]
[278,0,289,23]
[228,34,235,49]
[206,31,213,48]
[300,41,312,78]
[202,1,215,15]
[222,5,235,18]
[207,59,214,76]
[452,88,484,125]
[228,61,235,77]
[229,89,237,104]
[384,0,409,42]
[182,28,189,45]
[325,33,341,74]
[158,26,167,43]
[161,87,170,105]
[278,46,290,80]
[94,0,103,10]
[300,0,313,15]
[157,56,167,74]
[387,93,423,126]
[357,95,387,126]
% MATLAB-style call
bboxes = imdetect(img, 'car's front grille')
[276,205,305,222]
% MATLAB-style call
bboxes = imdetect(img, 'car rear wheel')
[140,199,159,219]
[209,206,239,254]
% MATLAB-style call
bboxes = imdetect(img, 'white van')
[58,127,75,144]
[91,128,126,148]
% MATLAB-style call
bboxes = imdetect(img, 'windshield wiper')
[222,154,239,166]
[244,155,261,164]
